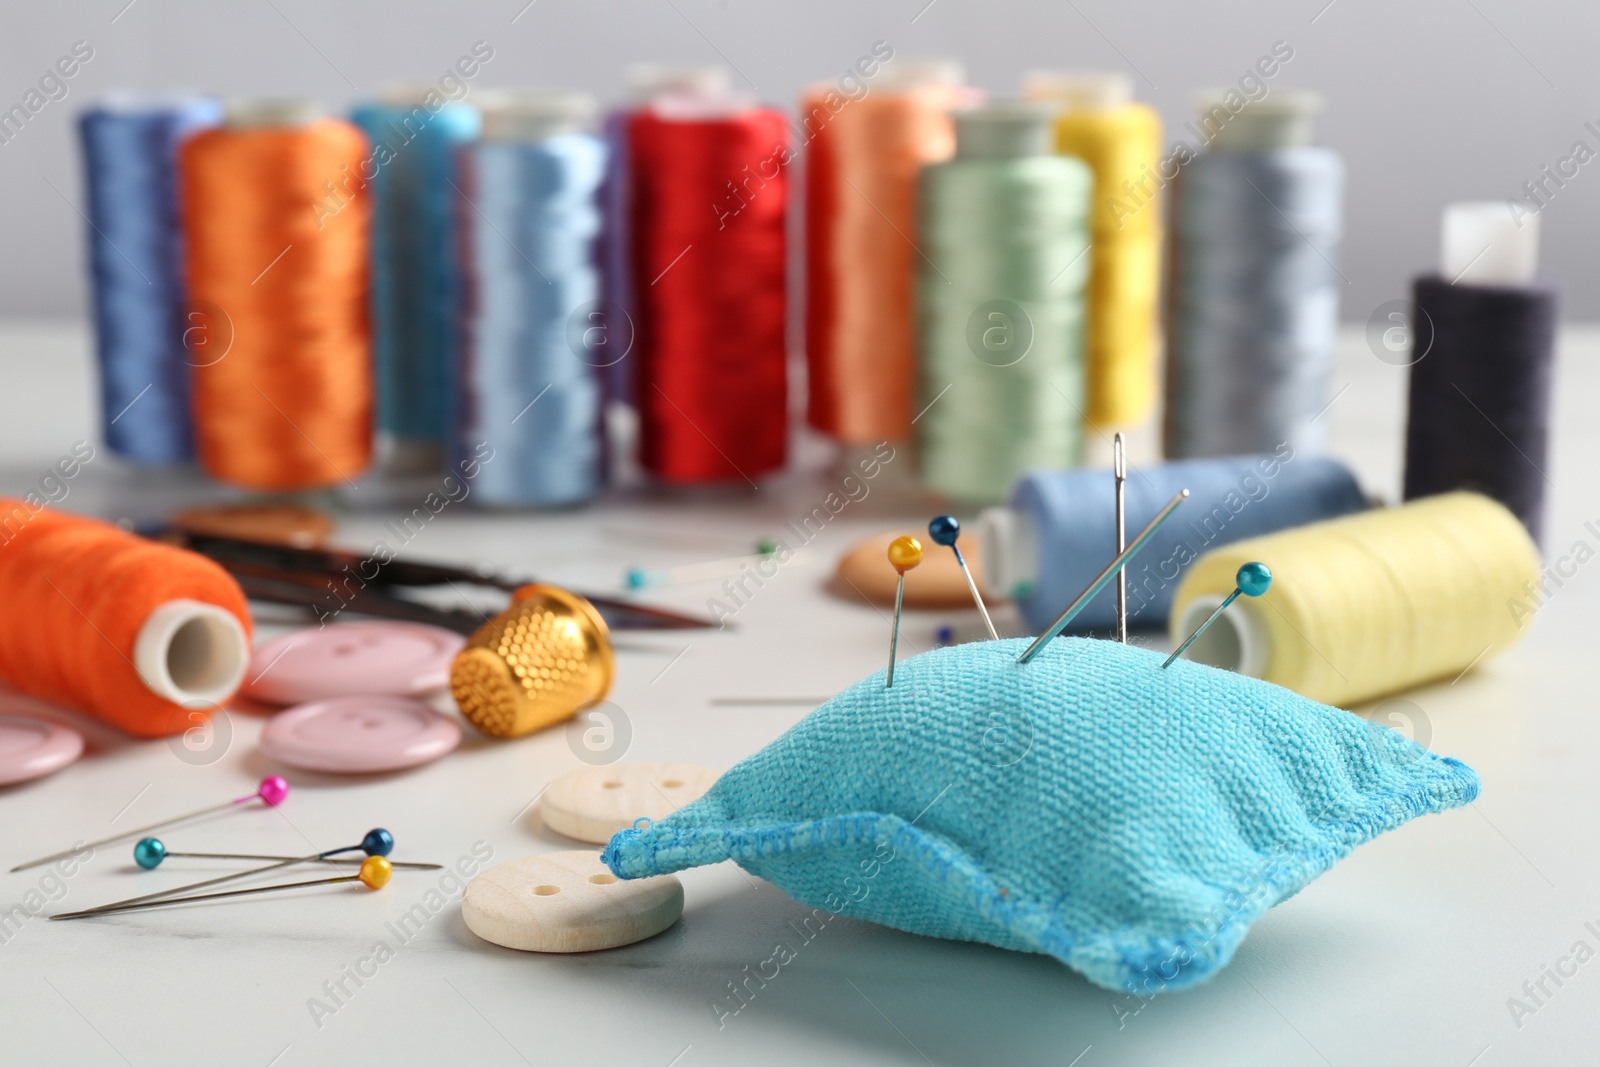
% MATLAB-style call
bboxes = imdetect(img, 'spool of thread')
[917,102,1092,504]
[1025,71,1162,430]
[1404,202,1557,545]
[351,88,480,473]
[1170,492,1539,706]
[804,61,963,444]
[181,99,373,490]
[79,94,221,465]
[456,90,607,507]
[1165,91,1343,459]
[601,65,733,407]
[0,501,251,736]
[978,451,1366,634]
[628,91,789,485]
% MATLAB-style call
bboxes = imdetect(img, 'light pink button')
[243,622,466,705]
[259,696,461,773]
[0,715,84,786]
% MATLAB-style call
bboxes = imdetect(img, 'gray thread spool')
[1164,92,1343,458]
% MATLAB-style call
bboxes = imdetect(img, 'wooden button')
[834,530,1003,608]
[540,762,717,844]
[462,851,683,952]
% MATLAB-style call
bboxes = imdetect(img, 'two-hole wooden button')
[540,762,718,844]
[462,851,683,952]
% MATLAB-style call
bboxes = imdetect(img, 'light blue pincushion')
[602,638,1479,993]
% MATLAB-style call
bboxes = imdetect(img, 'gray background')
[0,0,1590,321]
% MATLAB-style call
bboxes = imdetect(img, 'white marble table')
[0,321,1596,1067]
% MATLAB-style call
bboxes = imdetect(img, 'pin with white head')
[1113,433,1128,644]
[885,535,923,688]
[928,515,998,641]
[1162,562,1272,669]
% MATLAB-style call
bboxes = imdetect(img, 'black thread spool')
[1403,202,1557,546]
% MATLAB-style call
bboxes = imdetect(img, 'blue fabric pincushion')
[603,637,1478,992]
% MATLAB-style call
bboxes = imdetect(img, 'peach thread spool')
[0,501,252,737]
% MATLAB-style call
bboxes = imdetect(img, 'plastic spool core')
[1196,90,1321,152]
[874,59,966,92]
[134,599,249,708]
[223,98,324,129]
[976,507,1039,599]
[1441,201,1539,286]
[1023,70,1134,110]
[479,89,596,142]
[1172,595,1269,678]
[953,102,1055,160]
[627,64,733,103]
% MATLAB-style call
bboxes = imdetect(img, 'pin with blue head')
[929,515,999,641]
[1162,561,1272,669]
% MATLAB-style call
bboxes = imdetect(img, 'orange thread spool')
[0,502,252,737]
[804,68,965,444]
[180,102,373,490]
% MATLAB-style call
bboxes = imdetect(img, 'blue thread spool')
[979,453,1365,635]
[352,90,480,472]
[455,91,607,506]
[79,94,221,464]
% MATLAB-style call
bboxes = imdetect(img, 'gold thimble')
[450,584,614,739]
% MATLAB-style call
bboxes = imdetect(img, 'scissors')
[145,526,714,632]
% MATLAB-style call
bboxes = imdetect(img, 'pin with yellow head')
[886,535,923,688]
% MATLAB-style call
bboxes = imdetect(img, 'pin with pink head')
[10,775,292,873]
[245,775,290,807]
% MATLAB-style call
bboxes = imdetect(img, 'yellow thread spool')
[1169,493,1539,707]
[1027,72,1162,429]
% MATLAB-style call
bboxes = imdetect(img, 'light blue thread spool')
[455,90,607,507]
[979,453,1366,634]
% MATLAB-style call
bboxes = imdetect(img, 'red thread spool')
[180,100,373,490]
[628,95,788,484]
[804,66,965,444]
[0,503,252,737]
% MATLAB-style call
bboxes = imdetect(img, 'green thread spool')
[917,101,1092,503]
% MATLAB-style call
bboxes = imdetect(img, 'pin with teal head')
[1162,562,1272,669]
[61,828,398,919]
[928,515,998,641]
[132,836,441,872]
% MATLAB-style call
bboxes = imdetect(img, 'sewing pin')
[132,837,441,871]
[624,542,787,591]
[928,515,999,641]
[1114,433,1128,644]
[64,828,396,918]
[10,775,290,873]
[1162,562,1272,669]
[1018,489,1190,664]
[51,856,393,920]
[885,535,923,688]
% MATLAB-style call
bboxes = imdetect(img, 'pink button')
[243,622,466,705]
[259,696,461,773]
[0,715,84,786]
